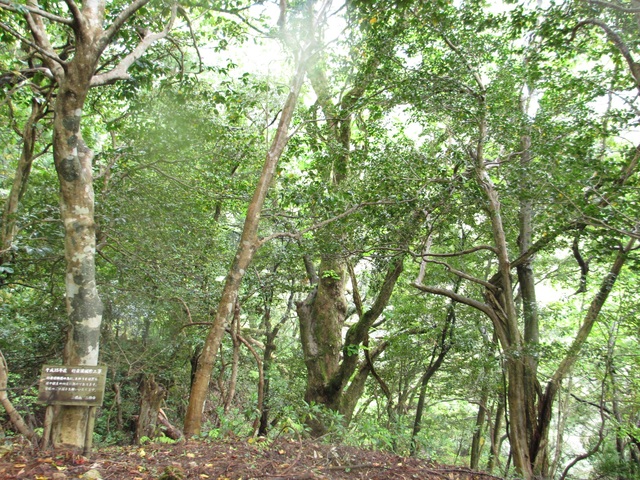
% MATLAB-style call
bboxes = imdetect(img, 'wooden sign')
[37,365,107,406]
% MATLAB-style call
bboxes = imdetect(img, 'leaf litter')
[0,437,504,480]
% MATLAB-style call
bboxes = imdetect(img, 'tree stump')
[134,375,165,444]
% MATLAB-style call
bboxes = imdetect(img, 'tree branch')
[101,0,152,47]
[425,259,500,292]
[422,244,498,258]
[571,19,640,90]
[62,0,83,28]
[92,3,176,87]
[412,282,499,324]
[0,21,65,74]
[258,200,409,245]
[587,0,640,13]
[0,0,73,24]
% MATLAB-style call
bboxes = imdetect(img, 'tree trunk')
[259,291,293,436]
[112,382,123,431]
[13,0,174,451]
[1,97,47,266]
[50,54,104,451]
[183,22,314,435]
[487,396,505,473]
[298,254,406,435]
[223,302,241,414]
[0,350,35,440]
[470,391,488,470]
[134,375,166,443]
[410,297,456,456]
[297,256,347,408]
[295,53,384,435]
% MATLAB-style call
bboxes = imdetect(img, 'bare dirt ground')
[0,436,505,480]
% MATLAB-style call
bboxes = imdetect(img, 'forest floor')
[0,436,505,480]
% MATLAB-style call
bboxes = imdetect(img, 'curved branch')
[412,282,499,323]
[587,0,640,13]
[62,0,82,28]
[171,297,192,324]
[422,244,498,258]
[510,224,575,270]
[0,0,72,24]
[571,231,589,294]
[426,259,500,292]
[571,19,640,89]
[101,0,152,46]
[177,5,203,73]
[92,4,176,87]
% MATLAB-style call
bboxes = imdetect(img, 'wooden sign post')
[37,365,107,453]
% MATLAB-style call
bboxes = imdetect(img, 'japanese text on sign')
[37,365,107,406]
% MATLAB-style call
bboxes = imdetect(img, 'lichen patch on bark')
[62,116,81,133]
[66,275,81,298]
[60,156,81,181]
[80,314,101,329]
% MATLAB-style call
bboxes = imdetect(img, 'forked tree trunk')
[298,253,406,436]
[297,256,348,410]
[296,54,384,435]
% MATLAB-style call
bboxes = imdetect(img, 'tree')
[403,1,640,476]
[0,0,176,450]
[183,0,330,437]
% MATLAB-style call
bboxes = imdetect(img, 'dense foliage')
[1,0,639,479]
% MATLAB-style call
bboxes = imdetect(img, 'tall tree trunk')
[295,54,383,435]
[517,122,545,476]
[471,101,532,478]
[183,16,316,435]
[470,388,489,469]
[13,0,174,451]
[259,290,293,436]
[410,296,456,456]
[487,396,505,473]
[50,51,104,451]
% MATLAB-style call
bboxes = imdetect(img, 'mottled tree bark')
[5,0,174,450]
